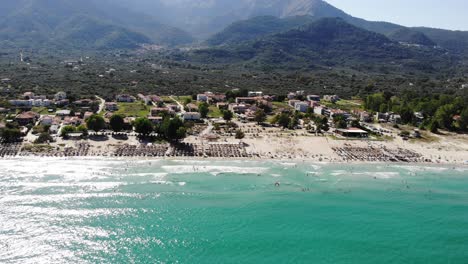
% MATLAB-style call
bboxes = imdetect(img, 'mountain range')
[0,0,193,50]
[183,17,453,74]
[112,0,468,56]
[1,0,468,65]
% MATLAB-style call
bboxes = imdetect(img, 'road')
[96,95,106,114]
[170,96,186,114]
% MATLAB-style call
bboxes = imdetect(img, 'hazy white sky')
[325,0,468,31]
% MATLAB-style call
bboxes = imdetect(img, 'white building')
[40,115,55,126]
[116,94,136,103]
[183,112,201,121]
[306,95,321,102]
[197,94,209,102]
[314,106,325,116]
[295,102,310,113]
[248,91,263,97]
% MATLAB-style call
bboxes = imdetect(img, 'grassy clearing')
[208,106,223,118]
[320,99,363,111]
[115,102,150,118]
[32,107,53,115]
[160,96,176,104]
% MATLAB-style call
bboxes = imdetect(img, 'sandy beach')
[2,124,467,165]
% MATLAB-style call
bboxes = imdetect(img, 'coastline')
[1,155,467,167]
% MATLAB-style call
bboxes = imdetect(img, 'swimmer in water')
[275,182,280,187]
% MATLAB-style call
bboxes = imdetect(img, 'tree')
[198,102,209,118]
[35,132,54,144]
[86,114,105,132]
[176,127,187,140]
[0,128,22,143]
[222,110,233,121]
[277,113,291,128]
[235,130,245,139]
[76,125,89,136]
[333,115,347,129]
[400,106,413,124]
[459,108,468,132]
[110,114,125,132]
[429,120,439,133]
[434,104,455,129]
[159,117,186,141]
[134,117,153,136]
[61,125,76,137]
[254,109,266,124]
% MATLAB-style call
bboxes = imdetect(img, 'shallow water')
[0,158,467,263]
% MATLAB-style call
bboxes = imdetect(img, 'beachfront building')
[335,127,369,138]
[359,111,372,122]
[183,112,201,121]
[15,111,39,125]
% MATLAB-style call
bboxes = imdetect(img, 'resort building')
[335,127,369,138]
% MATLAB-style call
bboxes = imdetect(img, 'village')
[0,87,467,164]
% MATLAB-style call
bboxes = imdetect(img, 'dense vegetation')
[364,92,468,132]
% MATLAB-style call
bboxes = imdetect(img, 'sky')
[325,0,468,31]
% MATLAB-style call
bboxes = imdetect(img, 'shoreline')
[1,155,467,167]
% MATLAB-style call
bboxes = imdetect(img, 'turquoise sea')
[0,158,467,264]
